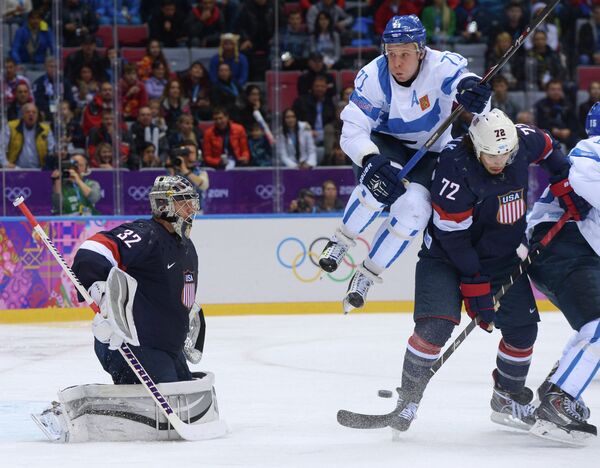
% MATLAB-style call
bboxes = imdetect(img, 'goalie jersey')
[73,219,198,354]
[424,124,570,277]
[340,47,481,165]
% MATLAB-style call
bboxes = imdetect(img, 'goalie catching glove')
[89,267,140,350]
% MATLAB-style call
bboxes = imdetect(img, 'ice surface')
[0,312,598,467]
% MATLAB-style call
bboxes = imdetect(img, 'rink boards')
[0,214,553,323]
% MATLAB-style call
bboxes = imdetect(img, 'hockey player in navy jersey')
[381,109,590,434]
[318,15,492,311]
[526,103,599,445]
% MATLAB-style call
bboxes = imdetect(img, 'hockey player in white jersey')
[318,15,492,311]
[525,103,599,445]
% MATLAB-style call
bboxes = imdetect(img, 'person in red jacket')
[202,107,250,169]
[82,81,113,136]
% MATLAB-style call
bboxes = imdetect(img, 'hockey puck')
[378,389,393,398]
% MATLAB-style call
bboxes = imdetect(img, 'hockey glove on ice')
[456,76,491,114]
[359,154,406,205]
[460,276,495,333]
[549,172,592,221]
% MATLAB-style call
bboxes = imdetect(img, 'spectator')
[577,4,600,65]
[7,82,33,121]
[322,141,351,165]
[130,105,170,163]
[277,108,317,169]
[374,0,420,36]
[94,142,115,168]
[516,110,535,125]
[421,0,456,45]
[310,11,341,69]
[288,188,317,213]
[138,141,163,168]
[293,75,336,152]
[0,103,55,169]
[160,79,191,130]
[209,33,249,87]
[339,85,354,106]
[486,31,522,90]
[167,113,204,149]
[524,2,559,52]
[247,121,272,166]
[103,47,125,84]
[210,63,242,115]
[297,52,336,98]
[51,151,102,215]
[317,179,344,212]
[87,110,133,166]
[3,58,31,106]
[62,0,99,47]
[202,107,250,169]
[64,34,108,83]
[166,139,210,211]
[454,0,491,43]
[149,0,188,47]
[3,0,32,24]
[535,79,580,150]
[278,9,310,71]
[180,61,212,122]
[235,0,279,80]
[306,0,352,36]
[97,0,142,25]
[237,84,269,132]
[72,65,100,112]
[488,1,527,45]
[32,57,76,123]
[57,101,86,150]
[148,98,168,135]
[10,10,54,66]
[579,80,600,125]
[144,60,169,101]
[525,30,567,90]
[137,39,171,81]
[187,0,225,47]
[490,75,520,121]
[120,63,148,121]
[82,81,113,136]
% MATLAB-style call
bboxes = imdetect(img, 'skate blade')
[343,299,354,315]
[391,428,401,442]
[529,419,593,447]
[490,411,532,431]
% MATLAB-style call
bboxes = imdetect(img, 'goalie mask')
[149,175,200,238]
[468,109,519,164]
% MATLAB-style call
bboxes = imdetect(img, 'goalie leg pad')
[40,372,223,442]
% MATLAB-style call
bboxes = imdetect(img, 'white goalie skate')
[319,229,356,273]
[31,401,70,442]
[343,263,382,313]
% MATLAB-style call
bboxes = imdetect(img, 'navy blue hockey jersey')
[73,219,198,354]
[424,124,570,277]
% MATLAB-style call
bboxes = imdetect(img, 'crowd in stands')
[1,0,599,183]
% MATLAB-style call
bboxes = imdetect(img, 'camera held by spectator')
[51,151,102,215]
[289,188,317,213]
[166,140,209,210]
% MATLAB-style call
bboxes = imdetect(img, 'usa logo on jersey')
[181,270,196,309]
[497,189,525,225]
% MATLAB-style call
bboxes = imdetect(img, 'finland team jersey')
[424,124,570,277]
[527,136,600,256]
[73,219,198,354]
[340,47,480,166]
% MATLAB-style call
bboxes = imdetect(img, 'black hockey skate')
[343,264,382,313]
[490,384,536,431]
[530,385,597,446]
[319,230,355,273]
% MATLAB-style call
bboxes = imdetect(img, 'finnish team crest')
[181,270,196,309]
[419,95,430,111]
[497,189,525,225]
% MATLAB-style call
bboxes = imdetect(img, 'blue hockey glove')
[549,171,592,221]
[456,76,491,114]
[460,276,495,333]
[359,154,406,205]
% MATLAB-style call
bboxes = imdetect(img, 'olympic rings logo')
[127,186,152,201]
[276,236,371,283]
[256,184,285,200]
[4,186,32,201]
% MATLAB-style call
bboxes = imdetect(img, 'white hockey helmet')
[149,175,200,238]
[468,109,519,163]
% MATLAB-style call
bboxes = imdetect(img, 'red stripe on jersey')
[408,332,442,356]
[432,202,473,223]
[498,339,533,358]
[532,131,554,163]
[88,233,122,269]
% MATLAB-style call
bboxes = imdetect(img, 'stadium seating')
[96,25,114,48]
[122,48,146,64]
[339,69,357,90]
[163,48,191,72]
[454,43,487,76]
[190,47,219,69]
[118,25,149,47]
[197,121,214,133]
[577,66,600,90]
[266,70,301,112]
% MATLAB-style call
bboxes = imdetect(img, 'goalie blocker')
[32,372,225,442]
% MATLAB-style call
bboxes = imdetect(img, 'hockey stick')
[13,196,227,441]
[429,210,572,376]
[396,0,560,181]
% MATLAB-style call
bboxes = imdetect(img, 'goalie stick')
[337,210,572,430]
[13,196,227,441]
